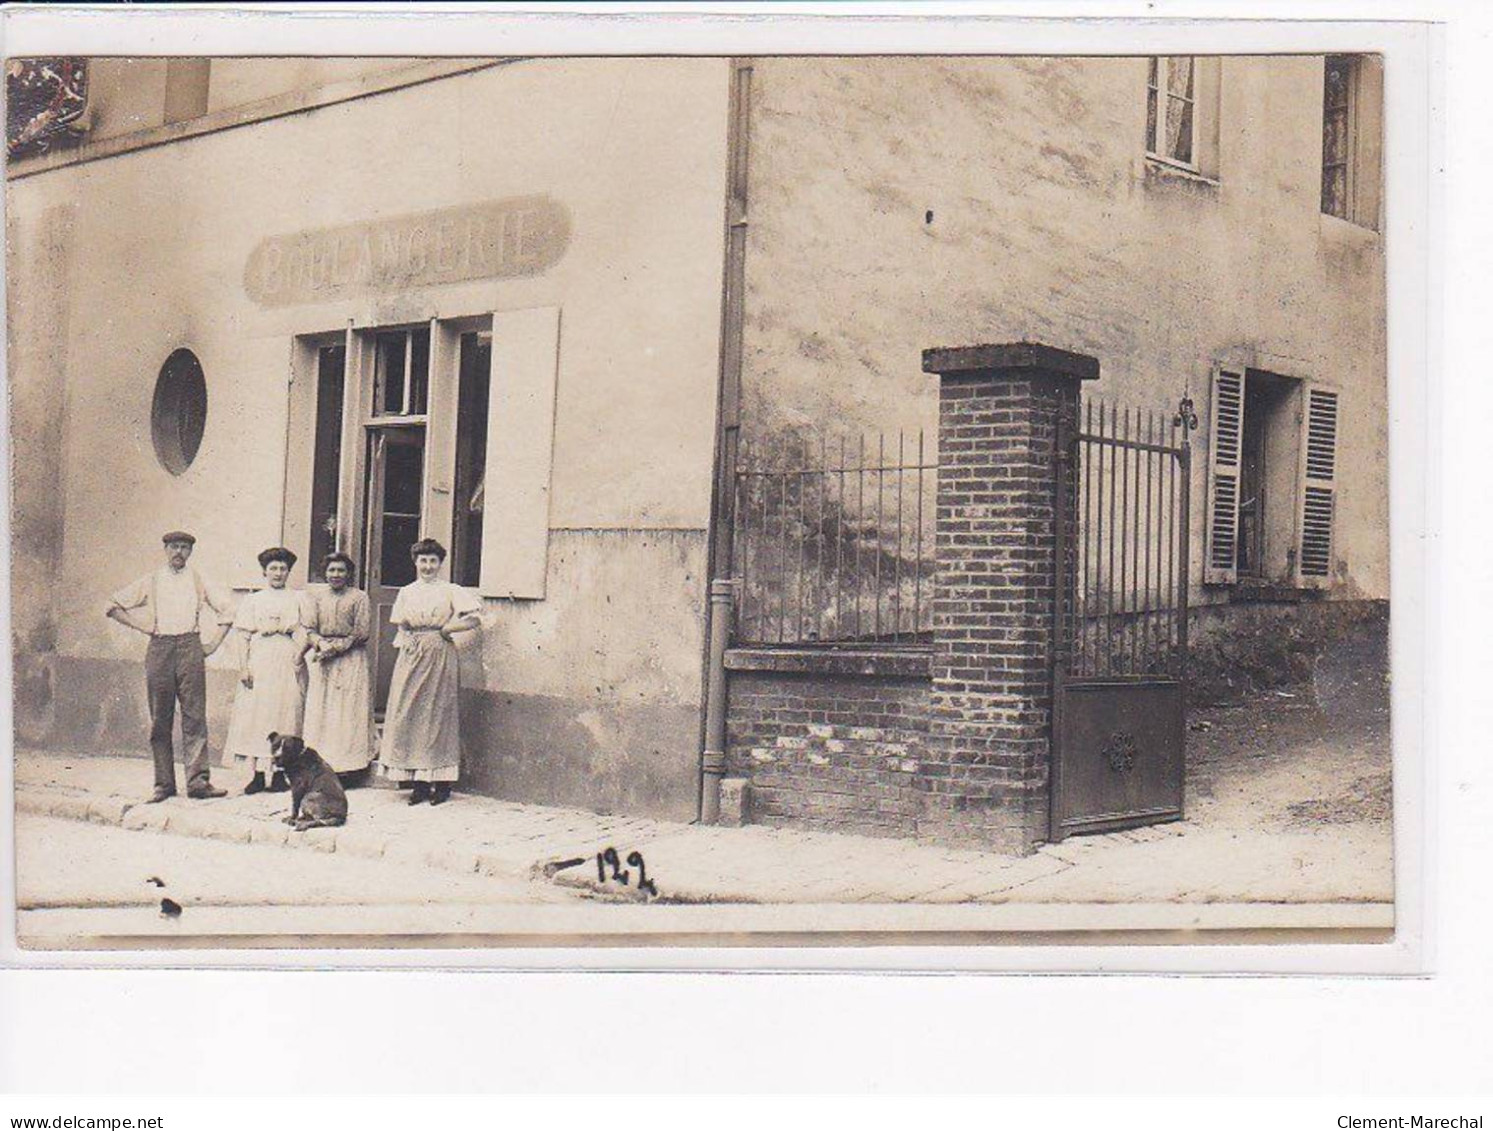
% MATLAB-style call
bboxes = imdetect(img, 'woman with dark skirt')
[375,539,482,805]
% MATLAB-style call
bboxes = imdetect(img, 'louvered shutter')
[1298,386,1339,584]
[1203,365,1245,584]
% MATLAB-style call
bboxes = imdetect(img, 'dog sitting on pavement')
[268,732,348,832]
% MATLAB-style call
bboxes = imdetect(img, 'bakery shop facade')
[9,58,731,821]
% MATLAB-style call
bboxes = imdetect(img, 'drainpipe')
[698,60,752,824]
[699,577,734,824]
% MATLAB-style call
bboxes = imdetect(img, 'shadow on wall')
[457,686,701,823]
[12,626,58,745]
[14,648,238,759]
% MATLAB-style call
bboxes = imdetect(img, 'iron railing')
[731,432,936,647]
[1060,399,1193,679]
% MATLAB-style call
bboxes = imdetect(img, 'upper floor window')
[1145,56,1221,179]
[1320,54,1384,230]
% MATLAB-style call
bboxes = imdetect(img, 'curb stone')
[300,827,340,854]
[16,783,529,882]
[246,822,292,849]
[552,871,659,903]
[549,860,663,902]
[14,790,53,820]
[18,780,1192,907]
[43,794,95,823]
[423,845,481,874]
[167,806,253,846]
[476,849,542,879]
[333,828,391,861]
[87,798,133,825]
[122,805,171,833]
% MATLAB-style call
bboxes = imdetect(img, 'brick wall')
[721,346,1092,855]
[725,654,931,838]
[918,369,1077,852]
[1188,596,1388,704]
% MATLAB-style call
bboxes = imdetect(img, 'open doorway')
[297,317,499,714]
[1237,369,1301,583]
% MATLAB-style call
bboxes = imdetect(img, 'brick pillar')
[919,342,1098,854]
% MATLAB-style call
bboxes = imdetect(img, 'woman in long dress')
[376,538,482,806]
[225,546,308,794]
[301,552,373,779]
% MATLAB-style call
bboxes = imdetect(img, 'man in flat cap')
[106,531,235,802]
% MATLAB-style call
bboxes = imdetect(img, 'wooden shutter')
[1202,365,1245,585]
[1354,56,1384,230]
[422,318,462,544]
[336,327,374,561]
[1298,386,1339,583]
[1195,56,1223,179]
[478,307,560,599]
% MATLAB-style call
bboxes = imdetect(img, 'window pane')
[1166,94,1194,164]
[178,377,207,467]
[1166,56,1194,100]
[150,349,208,476]
[1146,87,1158,152]
[1321,56,1355,218]
[380,515,421,587]
[1323,109,1348,164]
[375,332,407,416]
[452,331,492,588]
[308,345,345,578]
[1322,164,1347,217]
[1324,56,1351,111]
[408,327,431,416]
[1147,56,1158,88]
[382,436,424,515]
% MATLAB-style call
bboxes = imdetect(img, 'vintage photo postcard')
[3,17,1429,959]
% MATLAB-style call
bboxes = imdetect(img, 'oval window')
[151,348,208,476]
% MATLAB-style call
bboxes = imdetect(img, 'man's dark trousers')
[145,632,210,792]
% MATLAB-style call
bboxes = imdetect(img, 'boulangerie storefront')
[8,57,732,820]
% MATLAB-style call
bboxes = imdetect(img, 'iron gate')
[1051,396,1196,841]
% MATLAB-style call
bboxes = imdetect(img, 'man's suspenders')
[148,568,207,636]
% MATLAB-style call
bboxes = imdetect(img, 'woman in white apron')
[225,546,308,794]
[376,538,482,806]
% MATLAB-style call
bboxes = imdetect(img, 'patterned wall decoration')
[6,57,89,159]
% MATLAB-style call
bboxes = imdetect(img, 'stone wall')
[1187,596,1389,705]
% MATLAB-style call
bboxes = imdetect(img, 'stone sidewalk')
[11,747,1390,906]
